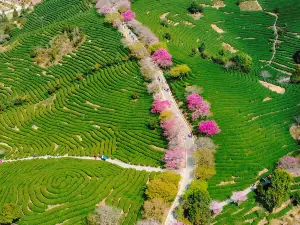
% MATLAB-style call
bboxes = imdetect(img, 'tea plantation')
[0,0,166,166]
[0,158,153,225]
[132,0,300,198]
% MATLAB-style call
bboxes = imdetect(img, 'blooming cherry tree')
[152,49,173,68]
[164,148,184,169]
[198,120,221,136]
[187,93,211,120]
[210,201,223,215]
[122,10,135,21]
[231,191,248,205]
[151,99,171,113]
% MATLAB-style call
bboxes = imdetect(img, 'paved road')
[118,23,196,224]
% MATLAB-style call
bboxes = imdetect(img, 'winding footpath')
[267,12,279,66]
[1,155,165,172]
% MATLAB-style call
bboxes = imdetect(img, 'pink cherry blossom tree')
[152,49,172,68]
[164,148,184,169]
[277,156,300,169]
[231,191,248,205]
[187,93,211,120]
[198,120,221,136]
[151,99,171,113]
[122,10,135,21]
[210,201,223,215]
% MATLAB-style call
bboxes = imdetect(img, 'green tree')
[292,190,300,205]
[147,118,159,130]
[176,180,211,225]
[188,1,203,14]
[293,51,300,64]
[143,198,168,221]
[0,203,22,224]
[291,66,300,84]
[145,171,180,202]
[256,169,292,211]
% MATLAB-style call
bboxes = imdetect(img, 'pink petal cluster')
[164,148,184,169]
[122,10,135,21]
[210,201,223,215]
[187,94,211,120]
[0,160,2,163]
[231,191,247,205]
[151,99,171,113]
[277,156,300,169]
[152,49,173,68]
[99,5,112,14]
[198,120,221,136]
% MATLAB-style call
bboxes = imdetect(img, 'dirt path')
[267,12,279,66]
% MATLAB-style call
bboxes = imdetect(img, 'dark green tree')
[256,169,292,211]
[292,190,300,205]
[291,66,300,84]
[198,43,205,53]
[293,51,300,64]
[188,1,203,14]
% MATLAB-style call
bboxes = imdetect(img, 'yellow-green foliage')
[148,42,167,53]
[33,27,85,67]
[169,64,191,78]
[145,171,180,202]
[104,13,123,24]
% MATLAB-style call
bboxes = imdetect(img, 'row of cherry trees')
[96,1,185,224]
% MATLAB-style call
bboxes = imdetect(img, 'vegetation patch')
[31,26,85,68]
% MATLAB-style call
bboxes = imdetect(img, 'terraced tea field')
[0,158,153,225]
[0,0,166,166]
[132,0,300,199]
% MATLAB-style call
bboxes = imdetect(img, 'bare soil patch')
[259,80,285,94]
[212,0,226,9]
[290,125,300,141]
[222,42,238,53]
[211,24,224,33]
[263,97,272,102]
[239,1,262,11]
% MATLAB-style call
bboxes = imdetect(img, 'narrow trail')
[0,155,165,172]
[118,24,196,225]
[267,12,279,66]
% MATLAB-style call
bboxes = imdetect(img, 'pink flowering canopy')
[198,120,221,136]
[277,156,300,169]
[187,93,203,110]
[122,10,135,21]
[151,99,171,113]
[187,94,211,120]
[210,201,223,215]
[152,49,173,68]
[164,148,184,169]
[99,5,112,14]
[231,191,248,205]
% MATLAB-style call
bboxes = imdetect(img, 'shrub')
[145,171,180,202]
[148,42,167,54]
[292,190,300,205]
[194,148,215,167]
[188,1,203,14]
[13,95,29,106]
[143,198,168,221]
[293,51,300,64]
[195,137,216,150]
[131,92,139,100]
[86,205,122,225]
[0,203,22,224]
[195,167,216,180]
[169,64,191,78]
[227,53,252,73]
[163,32,171,40]
[160,19,168,27]
[198,43,206,52]
[13,9,19,18]
[147,118,159,130]
[198,120,221,136]
[176,180,211,225]
[256,169,293,211]
[290,125,300,140]
[291,66,300,84]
